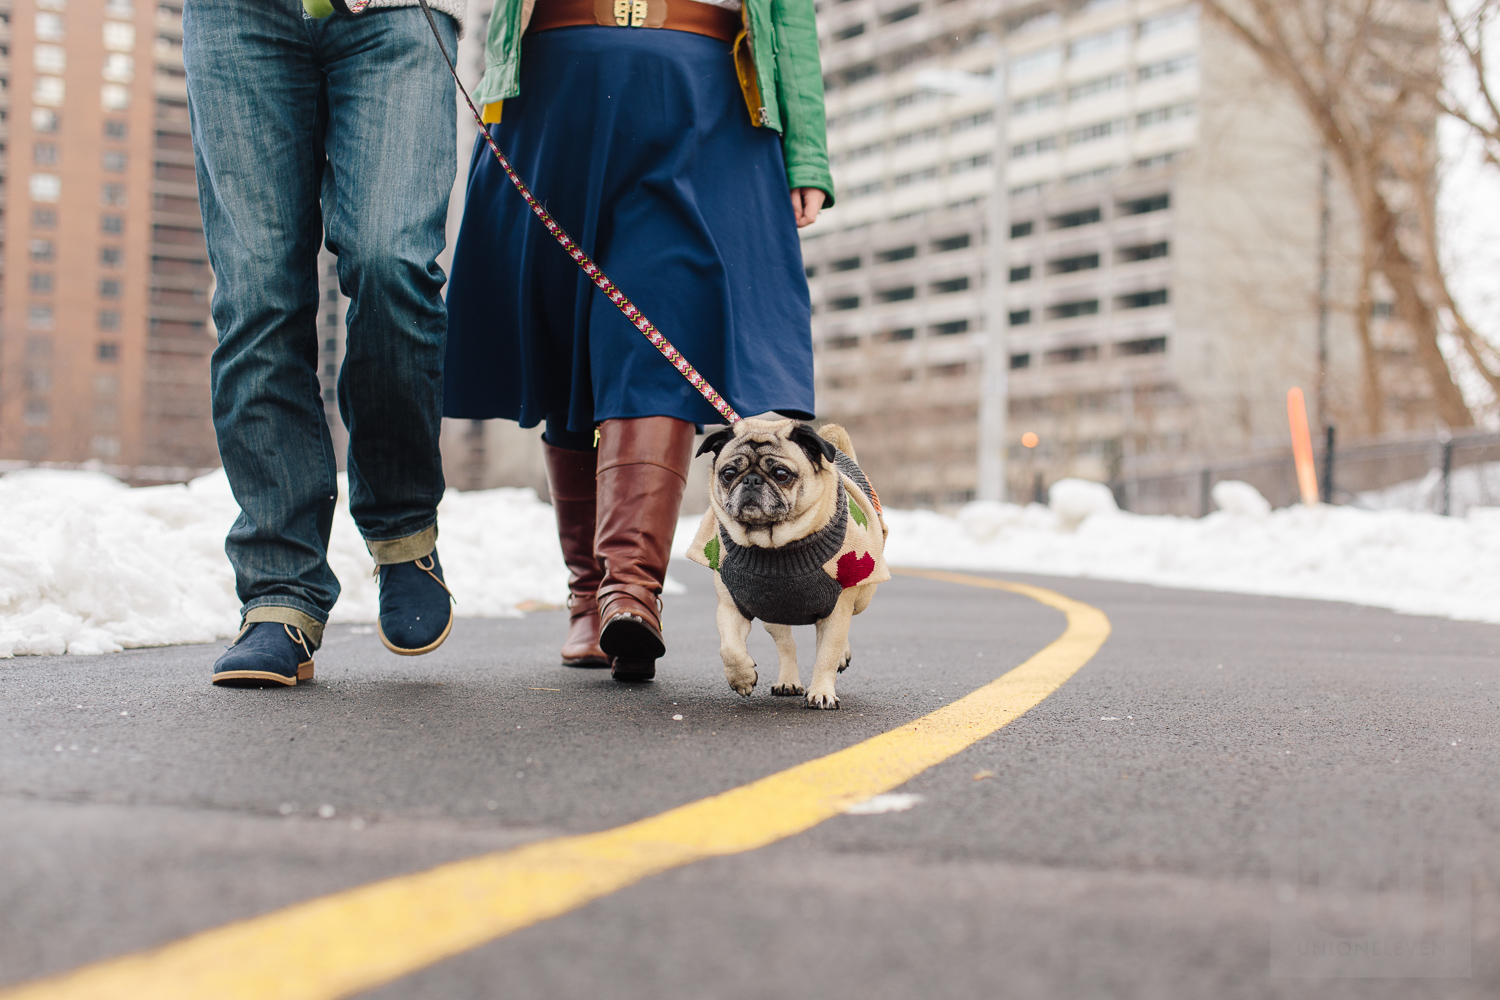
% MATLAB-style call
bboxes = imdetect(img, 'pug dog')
[686,418,889,709]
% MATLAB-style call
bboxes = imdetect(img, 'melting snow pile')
[6,465,1499,658]
[0,468,568,657]
[874,478,1500,625]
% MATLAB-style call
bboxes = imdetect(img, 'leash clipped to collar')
[303,0,743,426]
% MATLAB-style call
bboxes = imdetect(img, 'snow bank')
[675,477,1500,625]
[0,468,568,658]
[7,466,1499,658]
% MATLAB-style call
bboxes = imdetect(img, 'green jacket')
[472,0,834,204]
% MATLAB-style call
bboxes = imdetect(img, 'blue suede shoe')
[378,552,455,655]
[211,622,315,687]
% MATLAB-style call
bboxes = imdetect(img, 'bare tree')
[1437,0,1500,166]
[1200,0,1479,429]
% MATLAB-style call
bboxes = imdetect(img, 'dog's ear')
[696,428,735,458]
[789,423,838,468]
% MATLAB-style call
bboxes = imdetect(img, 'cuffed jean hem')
[243,602,328,650]
[366,523,438,566]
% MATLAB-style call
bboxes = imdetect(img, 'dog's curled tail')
[817,423,856,463]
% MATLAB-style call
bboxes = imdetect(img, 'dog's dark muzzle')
[727,476,788,524]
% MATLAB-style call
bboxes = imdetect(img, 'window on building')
[845,180,885,199]
[881,4,920,23]
[828,334,860,350]
[1119,193,1169,215]
[833,22,866,40]
[1116,336,1168,355]
[950,153,991,173]
[33,209,56,229]
[829,256,862,272]
[98,310,121,330]
[828,295,861,311]
[1138,6,1197,38]
[27,305,54,329]
[895,167,939,187]
[98,341,120,361]
[930,362,968,377]
[102,184,127,207]
[1011,91,1059,116]
[1067,72,1126,101]
[100,247,123,268]
[884,327,916,342]
[804,264,818,278]
[1049,298,1100,318]
[1010,135,1058,158]
[1118,241,1169,262]
[1067,119,1125,144]
[932,276,970,294]
[1009,221,1033,239]
[101,214,124,235]
[1049,252,1100,273]
[104,119,128,140]
[1117,289,1169,309]
[1137,103,1195,128]
[932,319,970,336]
[896,126,942,148]
[1139,53,1197,82]
[1009,309,1032,325]
[33,142,57,166]
[1050,206,1101,228]
[876,286,917,302]
[34,43,65,73]
[1069,27,1128,58]
[103,150,127,172]
[934,233,972,252]
[99,279,122,298]
[1009,352,1031,369]
[1010,265,1032,282]
[30,273,53,294]
[29,239,55,262]
[1372,301,1395,319]
[94,374,120,395]
[876,245,917,263]
[25,398,51,426]
[952,110,995,131]
[32,108,59,133]
[1045,344,1100,364]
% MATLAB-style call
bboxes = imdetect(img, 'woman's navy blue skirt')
[443,26,816,432]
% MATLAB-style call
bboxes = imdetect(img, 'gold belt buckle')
[613,0,648,25]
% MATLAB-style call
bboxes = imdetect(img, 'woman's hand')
[791,188,825,228]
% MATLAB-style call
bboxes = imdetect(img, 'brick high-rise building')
[0,0,215,481]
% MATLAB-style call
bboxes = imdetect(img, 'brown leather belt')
[526,0,741,43]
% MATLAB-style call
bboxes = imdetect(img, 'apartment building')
[804,0,1437,507]
[0,0,215,480]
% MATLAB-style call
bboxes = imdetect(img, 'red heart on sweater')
[836,551,875,589]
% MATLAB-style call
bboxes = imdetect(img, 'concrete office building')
[803,0,1437,508]
[0,0,216,479]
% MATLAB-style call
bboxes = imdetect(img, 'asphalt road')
[3,564,1499,999]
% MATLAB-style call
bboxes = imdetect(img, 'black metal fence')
[1109,428,1500,517]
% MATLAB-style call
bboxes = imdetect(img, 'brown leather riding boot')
[543,441,608,668]
[595,416,695,682]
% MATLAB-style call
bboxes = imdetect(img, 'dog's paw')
[771,683,804,696]
[726,666,758,697]
[804,689,840,710]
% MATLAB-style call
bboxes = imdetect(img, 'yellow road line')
[4,573,1109,1000]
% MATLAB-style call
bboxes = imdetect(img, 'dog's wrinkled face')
[699,419,839,544]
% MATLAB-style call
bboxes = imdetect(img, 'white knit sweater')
[365,0,467,30]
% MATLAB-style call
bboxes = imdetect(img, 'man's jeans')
[183,1,456,647]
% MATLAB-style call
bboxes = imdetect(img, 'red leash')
[397,0,743,425]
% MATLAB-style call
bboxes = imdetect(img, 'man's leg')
[317,8,456,560]
[184,0,338,650]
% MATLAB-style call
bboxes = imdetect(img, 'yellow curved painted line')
[3,571,1109,1000]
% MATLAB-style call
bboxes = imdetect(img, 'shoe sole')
[599,615,665,660]
[212,661,314,687]
[378,609,454,657]
[562,655,610,668]
[611,658,656,682]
